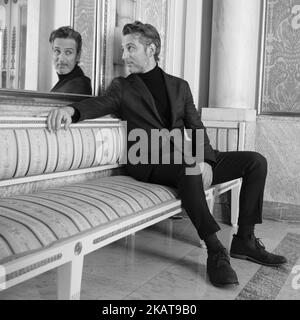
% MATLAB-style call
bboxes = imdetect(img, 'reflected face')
[52,38,80,75]
[121,34,154,74]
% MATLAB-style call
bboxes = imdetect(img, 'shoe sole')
[230,253,287,267]
[207,273,239,288]
[211,282,240,288]
[210,280,240,288]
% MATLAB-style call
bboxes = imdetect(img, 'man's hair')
[122,21,161,62]
[49,26,82,54]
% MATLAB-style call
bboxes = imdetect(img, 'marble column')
[183,0,203,103]
[209,0,261,109]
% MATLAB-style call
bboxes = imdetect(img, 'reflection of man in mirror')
[49,26,92,95]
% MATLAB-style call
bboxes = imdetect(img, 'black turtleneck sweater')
[138,65,171,128]
[51,64,92,95]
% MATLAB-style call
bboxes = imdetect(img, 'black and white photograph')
[0,0,299,308]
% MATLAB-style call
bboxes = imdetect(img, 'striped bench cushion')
[0,176,179,263]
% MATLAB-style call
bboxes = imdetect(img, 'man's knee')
[248,152,268,176]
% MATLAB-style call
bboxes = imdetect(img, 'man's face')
[121,34,153,73]
[52,38,80,75]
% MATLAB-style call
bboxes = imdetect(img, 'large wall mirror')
[0,0,98,95]
[0,0,169,108]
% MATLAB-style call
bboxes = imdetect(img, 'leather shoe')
[207,247,239,287]
[230,234,287,267]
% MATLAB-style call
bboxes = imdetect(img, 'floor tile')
[0,218,299,300]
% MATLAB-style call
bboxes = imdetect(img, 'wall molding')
[263,201,300,223]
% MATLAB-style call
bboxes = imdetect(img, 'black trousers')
[144,151,268,240]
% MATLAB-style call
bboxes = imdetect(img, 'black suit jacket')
[71,68,216,181]
[51,65,92,95]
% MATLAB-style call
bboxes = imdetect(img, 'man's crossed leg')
[146,151,287,287]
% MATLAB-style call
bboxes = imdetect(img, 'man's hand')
[47,107,75,132]
[199,162,213,189]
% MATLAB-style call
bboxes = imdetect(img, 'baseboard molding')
[213,197,300,224]
[262,201,300,223]
[180,197,300,224]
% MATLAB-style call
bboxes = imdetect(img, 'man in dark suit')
[47,21,287,287]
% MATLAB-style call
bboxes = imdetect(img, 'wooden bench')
[0,115,243,300]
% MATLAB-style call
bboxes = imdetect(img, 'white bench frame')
[203,120,245,227]
[0,117,244,299]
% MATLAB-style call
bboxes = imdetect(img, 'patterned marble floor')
[0,216,300,300]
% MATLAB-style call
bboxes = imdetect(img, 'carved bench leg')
[230,181,242,227]
[125,233,136,248]
[57,256,84,300]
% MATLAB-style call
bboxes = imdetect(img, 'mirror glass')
[0,0,93,95]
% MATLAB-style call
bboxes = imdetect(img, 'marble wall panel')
[262,0,300,114]
[73,0,97,85]
[256,116,300,205]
